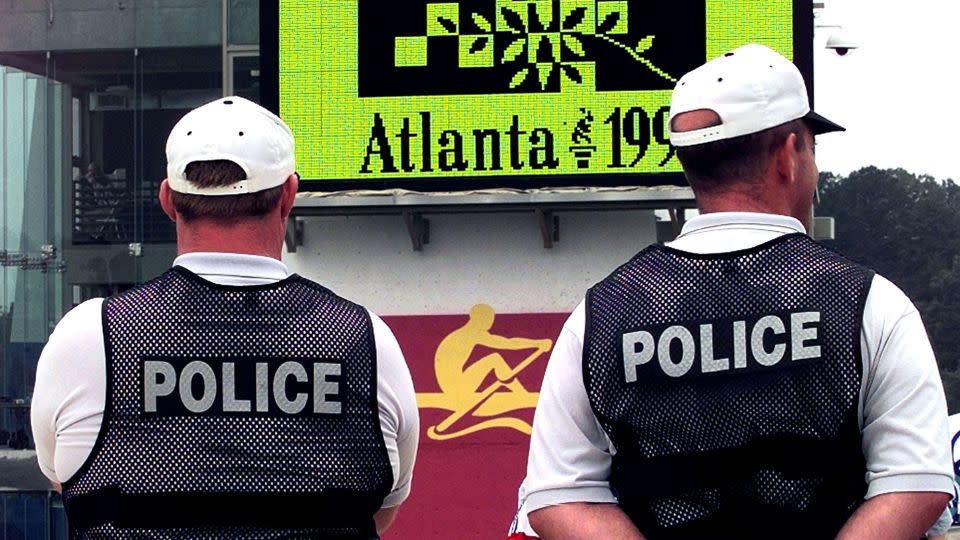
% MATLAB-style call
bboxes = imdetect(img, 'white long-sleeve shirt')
[31,252,419,507]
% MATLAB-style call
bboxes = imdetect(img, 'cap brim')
[804,110,845,135]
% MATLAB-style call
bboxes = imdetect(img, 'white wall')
[284,209,658,316]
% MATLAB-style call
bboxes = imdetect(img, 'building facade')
[0,1,260,536]
[0,2,683,537]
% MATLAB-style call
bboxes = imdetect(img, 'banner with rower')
[382,305,567,538]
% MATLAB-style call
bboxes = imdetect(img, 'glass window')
[0,53,66,461]
[0,3,243,534]
[230,54,260,102]
[228,0,260,46]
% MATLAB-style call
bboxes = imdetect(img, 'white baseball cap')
[165,96,295,196]
[668,44,844,148]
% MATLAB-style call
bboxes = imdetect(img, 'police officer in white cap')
[32,96,419,539]
[517,44,953,539]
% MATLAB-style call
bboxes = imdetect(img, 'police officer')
[518,44,953,539]
[32,97,419,538]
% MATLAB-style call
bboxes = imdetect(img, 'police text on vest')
[142,357,342,416]
[621,311,821,381]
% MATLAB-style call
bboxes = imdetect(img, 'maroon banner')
[383,305,568,539]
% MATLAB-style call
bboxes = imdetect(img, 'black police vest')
[584,234,873,540]
[61,267,393,539]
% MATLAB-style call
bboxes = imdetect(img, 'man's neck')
[175,218,283,260]
[695,189,811,232]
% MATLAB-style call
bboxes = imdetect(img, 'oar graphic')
[427,345,549,440]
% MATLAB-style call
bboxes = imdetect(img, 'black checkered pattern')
[62,267,391,539]
[584,234,873,539]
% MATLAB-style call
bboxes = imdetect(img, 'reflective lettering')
[658,326,695,377]
[222,362,251,412]
[622,330,655,383]
[618,311,825,381]
[314,363,342,414]
[274,361,308,414]
[180,361,217,413]
[255,362,269,412]
[751,316,786,366]
[143,358,344,416]
[144,360,176,412]
[732,320,747,369]
[700,324,729,373]
[791,311,821,360]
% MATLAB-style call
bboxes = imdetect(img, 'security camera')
[826,32,859,56]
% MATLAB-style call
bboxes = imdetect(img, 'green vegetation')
[818,167,960,412]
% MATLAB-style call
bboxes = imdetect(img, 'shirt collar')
[677,212,807,238]
[172,252,290,282]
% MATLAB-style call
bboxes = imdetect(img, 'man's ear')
[159,179,178,222]
[774,133,799,185]
[279,173,299,220]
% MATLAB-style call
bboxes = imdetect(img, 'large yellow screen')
[279,0,795,187]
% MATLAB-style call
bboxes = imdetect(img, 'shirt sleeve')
[508,478,540,538]
[369,311,420,508]
[30,298,107,485]
[859,275,955,497]
[925,504,954,536]
[522,300,618,513]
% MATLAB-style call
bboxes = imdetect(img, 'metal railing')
[0,491,66,539]
[72,180,175,245]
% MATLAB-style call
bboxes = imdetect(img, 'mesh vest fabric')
[61,267,392,540]
[583,234,873,539]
